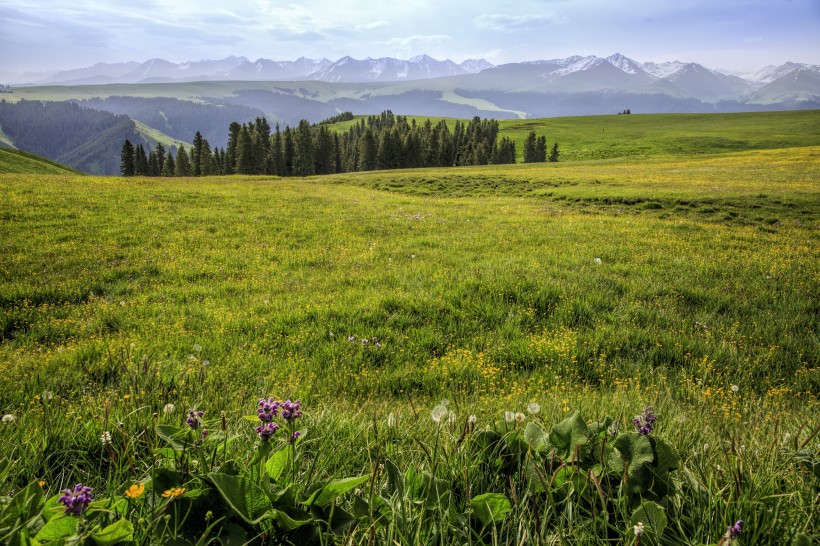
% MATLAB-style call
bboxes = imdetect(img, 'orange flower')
[124,483,145,499]
[161,487,185,499]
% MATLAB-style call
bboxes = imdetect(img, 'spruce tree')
[162,152,175,176]
[175,145,192,176]
[120,139,135,176]
[548,142,560,162]
[535,135,547,162]
[523,131,537,163]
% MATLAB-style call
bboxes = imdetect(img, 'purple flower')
[280,400,302,423]
[186,409,204,429]
[290,431,301,444]
[729,520,743,538]
[257,398,279,423]
[58,483,93,515]
[633,407,657,436]
[255,422,280,440]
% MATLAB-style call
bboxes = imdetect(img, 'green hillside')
[329,109,820,162]
[0,147,81,174]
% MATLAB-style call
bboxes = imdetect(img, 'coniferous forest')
[121,111,557,177]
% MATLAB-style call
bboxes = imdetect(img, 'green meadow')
[0,112,818,545]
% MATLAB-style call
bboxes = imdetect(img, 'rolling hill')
[0,147,81,174]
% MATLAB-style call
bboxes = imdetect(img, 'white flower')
[730,385,739,392]
[468,415,477,424]
[594,257,602,264]
[163,403,175,414]
[634,521,645,536]
[527,402,541,414]
[42,391,53,400]
[387,413,396,427]
[100,431,112,445]
[515,412,526,424]
[1,414,14,423]
[431,405,448,423]
[504,411,515,423]
[192,344,202,353]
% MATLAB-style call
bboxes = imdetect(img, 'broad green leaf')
[649,438,681,497]
[265,446,291,482]
[523,422,548,451]
[549,411,590,461]
[470,493,512,525]
[1,482,44,526]
[207,472,271,524]
[382,458,404,497]
[302,475,370,507]
[34,514,77,542]
[792,534,812,546]
[155,425,189,451]
[328,506,356,535]
[612,433,655,494]
[630,501,667,546]
[219,523,247,546]
[525,460,549,493]
[270,507,312,531]
[91,518,134,546]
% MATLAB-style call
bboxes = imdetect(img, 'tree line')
[120,111,558,177]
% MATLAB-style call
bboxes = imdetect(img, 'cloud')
[382,34,453,49]
[473,13,568,31]
[354,20,389,31]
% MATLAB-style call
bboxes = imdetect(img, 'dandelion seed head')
[163,403,175,414]
[431,404,448,423]
[527,402,541,414]
[1,414,14,423]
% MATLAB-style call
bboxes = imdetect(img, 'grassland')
[0,148,82,174]
[0,113,818,544]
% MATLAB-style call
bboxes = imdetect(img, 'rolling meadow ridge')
[0,111,818,545]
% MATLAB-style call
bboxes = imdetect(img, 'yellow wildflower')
[162,487,185,498]
[124,483,145,499]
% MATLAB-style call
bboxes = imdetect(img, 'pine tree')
[191,132,204,176]
[548,142,560,162]
[162,152,175,176]
[535,135,547,162]
[175,145,192,176]
[523,131,537,163]
[120,139,135,176]
[236,125,254,174]
[294,120,315,176]
[224,122,241,175]
[135,144,149,175]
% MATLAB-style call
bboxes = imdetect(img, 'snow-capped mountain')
[5,54,817,107]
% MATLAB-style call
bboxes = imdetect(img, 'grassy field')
[0,115,818,544]
[0,148,82,174]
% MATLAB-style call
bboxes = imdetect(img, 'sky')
[1,0,819,75]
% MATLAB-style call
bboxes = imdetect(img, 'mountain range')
[1,53,818,174]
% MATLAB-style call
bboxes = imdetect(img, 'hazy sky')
[1,0,819,74]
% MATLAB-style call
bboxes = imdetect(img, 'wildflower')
[280,400,302,422]
[387,412,396,427]
[730,385,739,393]
[290,431,300,443]
[431,405,448,423]
[42,391,54,400]
[721,520,743,543]
[468,415,477,424]
[100,431,112,445]
[124,483,145,499]
[163,403,175,414]
[348,336,356,343]
[58,483,93,515]
[594,257,602,264]
[1,414,14,423]
[515,412,526,425]
[527,402,541,414]
[161,487,186,499]
[192,344,202,353]
[257,398,279,422]
[634,521,644,537]
[632,406,657,436]
[186,409,204,429]
[375,341,382,349]
[361,338,369,345]
[201,427,208,440]
[504,411,515,423]
[255,422,280,440]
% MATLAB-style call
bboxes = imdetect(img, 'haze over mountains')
[1,52,818,175]
[6,53,819,99]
